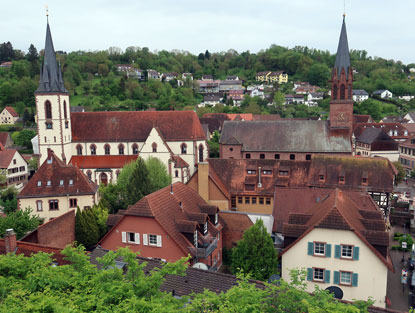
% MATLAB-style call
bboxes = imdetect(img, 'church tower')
[35,18,72,165]
[329,16,353,132]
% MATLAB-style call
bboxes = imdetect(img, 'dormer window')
[319,175,325,182]
[59,180,64,186]
[69,179,73,185]
[279,170,289,176]
[215,213,218,225]
[394,130,398,136]
[263,170,272,175]
[47,180,51,186]
[204,221,208,234]
[247,169,256,175]
[47,158,52,164]
[46,122,53,129]
[404,130,408,136]
[389,130,393,136]
[37,181,42,187]
[362,177,368,185]
[339,176,345,184]
[194,230,198,248]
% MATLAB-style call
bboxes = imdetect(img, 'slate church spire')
[329,15,354,132]
[36,18,68,93]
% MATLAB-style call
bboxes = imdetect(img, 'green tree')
[273,91,285,106]
[393,161,406,184]
[125,157,152,205]
[26,44,38,62]
[231,219,278,281]
[11,129,36,149]
[145,157,171,193]
[0,187,18,214]
[75,207,100,249]
[207,130,220,158]
[307,63,330,86]
[0,207,41,239]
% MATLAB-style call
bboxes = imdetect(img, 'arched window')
[340,84,346,100]
[90,144,96,155]
[198,144,204,162]
[45,100,52,119]
[132,144,139,155]
[333,85,338,100]
[104,144,111,155]
[181,143,187,154]
[152,142,157,153]
[118,144,125,155]
[63,100,68,119]
[86,170,92,180]
[76,144,83,156]
[175,170,179,177]
[100,173,108,186]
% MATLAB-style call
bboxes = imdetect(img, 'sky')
[2,0,415,64]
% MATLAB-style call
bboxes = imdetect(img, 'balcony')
[189,237,218,259]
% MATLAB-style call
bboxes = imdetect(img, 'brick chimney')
[4,229,17,253]
[198,162,209,202]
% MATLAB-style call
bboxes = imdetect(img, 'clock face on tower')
[337,112,348,122]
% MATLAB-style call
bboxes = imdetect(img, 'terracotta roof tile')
[0,148,18,168]
[0,132,9,147]
[219,211,254,248]
[70,155,138,169]
[171,155,189,168]
[5,106,19,117]
[18,150,98,198]
[70,111,206,142]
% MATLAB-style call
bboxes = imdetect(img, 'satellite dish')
[325,286,343,299]
[192,262,208,270]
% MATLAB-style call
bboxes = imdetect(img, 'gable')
[140,128,172,154]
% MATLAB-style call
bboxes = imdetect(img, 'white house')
[281,189,393,308]
[352,89,369,102]
[399,95,415,101]
[0,107,19,125]
[306,92,324,106]
[372,90,393,99]
[0,147,28,189]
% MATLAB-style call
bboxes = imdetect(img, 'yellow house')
[255,71,288,84]
[0,107,19,124]
[17,149,98,222]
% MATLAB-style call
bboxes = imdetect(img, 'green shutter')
[307,268,313,281]
[353,246,360,260]
[308,242,313,255]
[352,273,358,287]
[334,271,340,284]
[324,270,330,283]
[334,245,341,258]
[325,244,332,257]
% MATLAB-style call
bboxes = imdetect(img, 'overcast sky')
[2,0,415,64]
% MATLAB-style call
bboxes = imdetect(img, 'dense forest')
[2,40,415,121]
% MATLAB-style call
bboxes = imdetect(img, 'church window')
[90,144,96,155]
[152,143,157,153]
[199,145,204,162]
[118,144,125,155]
[175,170,179,177]
[132,144,139,155]
[63,100,68,119]
[45,100,52,119]
[333,85,338,100]
[104,144,111,155]
[76,144,83,156]
[181,143,187,154]
[340,84,346,100]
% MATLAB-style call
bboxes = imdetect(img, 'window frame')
[149,234,158,246]
[132,144,139,155]
[340,244,354,259]
[312,268,325,282]
[339,270,352,286]
[104,144,111,155]
[69,198,78,208]
[36,200,43,212]
[118,144,125,155]
[90,144,97,155]
[48,199,59,211]
[313,241,326,256]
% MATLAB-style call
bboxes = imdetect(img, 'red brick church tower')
[329,16,353,132]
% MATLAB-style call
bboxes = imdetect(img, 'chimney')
[4,229,17,253]
[198,162,209,202]
[258,166,262,188]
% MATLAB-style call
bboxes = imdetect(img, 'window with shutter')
[307,268,313,281]
[334,245,341,258]
[325,244,332,257]
[143,234,148,246]
[353,246,360,260]
[157,235,162,247]
[333,271,340,284]
[324,270,331,283]
[122,232,127,243]
[307,242,313,255]
[352,273,358,287]
[135,233,140,245]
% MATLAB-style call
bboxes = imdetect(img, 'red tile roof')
[353,123,409,140]
[18,150,98,198]
[0,148,18,168]
[70,111,206,142]
[0,132,9,147]
[4,106,19,117]
[171,155,189,168]
[101,182,221,256]
[70,155,138,169]
[220,211,254,248]
[281,189,393,271]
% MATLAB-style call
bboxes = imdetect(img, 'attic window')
[339,176,345,184]
[278,170,289,176]
[405,130,408,136]
[47,180,51,186]
[263,170,272,175]
[389,130,393,136]
[47,158,52,164]
[319,175,325,182]
[362,177,368,185]
[69,179,73,185]
[247,169,256,175]
[37,181,42,187]
[394,130,398,136]
[59,180,64,186]
[245,153,251,159]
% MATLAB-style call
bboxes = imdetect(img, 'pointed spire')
[334,15,351,79]
[36,17,68,93]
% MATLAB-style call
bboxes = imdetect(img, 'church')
[34,21,208,185]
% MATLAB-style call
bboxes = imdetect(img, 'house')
[99,182,223,270]
[228,90,245,105]
[17,149,98,222]
[353,115,374,123]
[116,64,144,80]
[182,73,193,81]
[398,95,414,101]
[353,123,409,142]
[352,89,369,102]
[255,71,288,84]
[70,106,85,113]
[199,94,222,107]
[402,123,415,136]
[187,156,396,214]
[281,189,393,307]
[306,92,324,106]
[0,61,12,68]
[0,228,69,265]
[380,116,408,123]
[354,128,399,161]
[284,94,305,104]
[0,147,28,188]
[0,132,13,148]
[161,72,179,82]
[226,75,239,81]
[399,136,415,174]
[34,21,208,185]
[404,111,415,123]
[147,69,159,80]
[255,71,270,82]
[197,80,220,93]
[372,90,393,99]
[201,75,213,81]
[219,120,351,161]
[19,210,75,249]
[219,80,244,92]
[0,106,19,124]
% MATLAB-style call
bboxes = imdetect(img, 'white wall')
[282,228,388,308]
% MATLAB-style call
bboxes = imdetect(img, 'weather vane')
[343,0,346,17]
[45,4,49,21]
